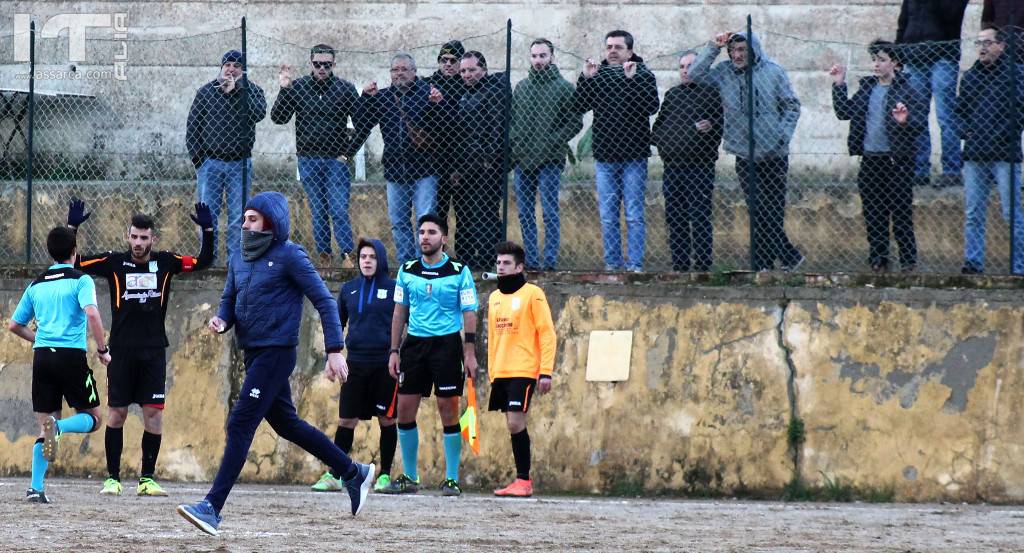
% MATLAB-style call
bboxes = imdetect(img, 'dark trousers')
[736,156,802,271]
[664,161,715,271]
[206,346,354,513]
[858,154,917,268]
[453,164,504,270]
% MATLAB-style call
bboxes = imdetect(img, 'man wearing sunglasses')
[426,40,466,227]
[186,49,267,264]
[272,44,360,269]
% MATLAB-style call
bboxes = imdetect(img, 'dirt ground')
[2,477,1023,552]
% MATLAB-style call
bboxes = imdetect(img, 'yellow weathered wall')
[1,272,1023,501]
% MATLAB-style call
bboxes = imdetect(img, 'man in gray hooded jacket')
[690,31,803,272]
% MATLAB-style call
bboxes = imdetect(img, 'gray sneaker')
[379,473,420,494]
[439,478,462,497]
[344,463,374,516]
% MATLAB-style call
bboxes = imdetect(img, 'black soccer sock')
[379,423,397,476]
[105,426,123,481]
[510,428,531,481]
[334,426,354,454]
[140,431,161,479]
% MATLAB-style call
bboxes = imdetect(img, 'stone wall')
[2,270,1023,502]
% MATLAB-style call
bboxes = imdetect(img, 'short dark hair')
[462,50,487,69]
[605,30,634,50]
[868,39,901,64]
[987,26,1010,44]
[417,213,449,235]
[310,44,335,59]
[47,226,77,262]
[531,38,554,55]
[356,237,377,255]
[129,213,155,232]
[495,241,526,267]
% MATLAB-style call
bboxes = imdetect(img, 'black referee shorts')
[32,347,101,413]
[398,332,464,398]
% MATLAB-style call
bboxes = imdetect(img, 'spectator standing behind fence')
[652,50,723,272]
[895,0,969,188]
[510,39,583,271]
[427,41,467,226]
[831,41,925,274]
[574,30,659,273]
[271,44,359,269]
[186,50,267,264]
[956,27,1024,275]
[441,51,506,270]
[690,32,803,272]
[352,53,442,264]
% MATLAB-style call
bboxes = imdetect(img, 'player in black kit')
[67,199,214,496]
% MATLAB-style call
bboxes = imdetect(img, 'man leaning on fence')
[956,27,1024,275]
[271,44,360,269]
[652,50,723,273]
[444,50,507,270]
[352,53,442,264]
[574,30,659,273]
[186,50,267,264]
[510,38,583,271]
[427,40,467,226]
[690,31,803,272]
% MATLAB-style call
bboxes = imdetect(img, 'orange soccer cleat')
[494,478,533,497]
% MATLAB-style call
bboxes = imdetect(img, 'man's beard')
[420,242,442,257]
[131,245,152,261]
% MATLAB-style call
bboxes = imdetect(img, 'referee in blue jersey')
[383,213,479,496]
[8,227,112,504]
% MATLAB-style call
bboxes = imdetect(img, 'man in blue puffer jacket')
[177,192,374,536]
[310,237,399,494]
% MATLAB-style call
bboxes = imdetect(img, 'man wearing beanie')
[486,241,556,497]
[426,40,466,226]
[177,191,374,536]
[186,49,267,264]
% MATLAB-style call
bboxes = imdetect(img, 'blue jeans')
[963,161,1024,274]
[514,163,562,269]
[197,157,251,263]
[298,157,353,256]
[387,176,438,263]
[904,60,962,177]
[595,159,647,271]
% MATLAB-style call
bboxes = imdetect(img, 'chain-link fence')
[2,17,1022,275]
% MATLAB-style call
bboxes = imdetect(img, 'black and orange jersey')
[77,230,213,348]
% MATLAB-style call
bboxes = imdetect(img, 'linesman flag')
[460,377,480,455]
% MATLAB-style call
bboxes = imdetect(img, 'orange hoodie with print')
[486,282,556,381]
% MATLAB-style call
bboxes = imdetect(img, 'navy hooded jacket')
[216,191,343,351]
[338,239,396,365]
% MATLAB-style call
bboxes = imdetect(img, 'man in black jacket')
[956,27,1024,274]
[896,0,970,187]
[426,40,466,226]
[448,51,506,270]
[186,49,267,263]
[575,30,659,272]
[652,50,723,272]
[272,44,360,268]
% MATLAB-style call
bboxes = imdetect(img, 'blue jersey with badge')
[395,253,478,337]
[12,264,98,350]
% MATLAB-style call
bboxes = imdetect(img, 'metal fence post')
[502,19,513,242]
[241,16,249,213]
[1009,14,1020,275]
[25,20,36,264]
[745,15,757,271]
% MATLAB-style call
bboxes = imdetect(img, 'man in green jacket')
[510,39,583,270]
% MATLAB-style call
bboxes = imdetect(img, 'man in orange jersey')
[486,241,556,497]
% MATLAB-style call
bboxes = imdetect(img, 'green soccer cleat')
[439,478,462,497]
[311,471,343,492]
[378,473,419,494]
[100,478,123,496]
[136,477,168,497]
[373,474,392,492]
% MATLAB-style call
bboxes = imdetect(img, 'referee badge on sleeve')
[460,288,476,307]
[394,285,404,303]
